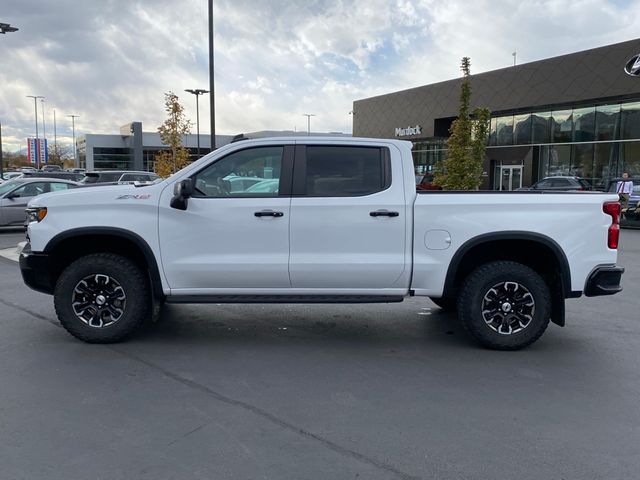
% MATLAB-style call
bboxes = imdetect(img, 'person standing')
[616,172,634,209]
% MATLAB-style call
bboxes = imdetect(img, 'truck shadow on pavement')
[134,303,498,351]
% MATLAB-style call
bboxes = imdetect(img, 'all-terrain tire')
[54,253,150,343]
[457,261,551,350]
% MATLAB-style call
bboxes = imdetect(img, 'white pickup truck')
[19,137,624,349]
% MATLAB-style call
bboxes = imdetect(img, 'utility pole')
[208,0,216,150]
[68,115,79,167]
[512,51,517,66]
[303,114,315,135]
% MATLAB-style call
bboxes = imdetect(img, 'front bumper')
[584,266,624,297]
[19,242,55,295]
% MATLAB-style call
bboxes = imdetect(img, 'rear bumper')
[584,265,624,297]
[19,242,55,295]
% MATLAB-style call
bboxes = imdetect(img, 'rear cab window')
[294,145,391,197]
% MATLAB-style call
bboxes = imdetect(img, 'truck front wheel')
[457,261,551,350]
[54,253,150,343]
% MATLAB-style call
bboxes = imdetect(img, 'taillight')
[603,201,620,249]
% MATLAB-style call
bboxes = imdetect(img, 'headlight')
[26,206,47,223]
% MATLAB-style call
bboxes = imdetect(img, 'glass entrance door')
[499,166,523,191]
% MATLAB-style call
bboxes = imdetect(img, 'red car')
[416,174,442,191]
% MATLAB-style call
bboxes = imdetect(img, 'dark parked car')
[518,176,592,191]
[80,170,161,185]
[41,165,62,172]
[0,178,79,226]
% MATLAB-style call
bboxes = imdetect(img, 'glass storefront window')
[595,104,620,141]
[573,143,594,182]
[547,145,572,176]
[572,106,595,142]
[594,142,620,189]
[619,141,640,178]
[531,112,551,144]
[621,101,640,140]
[496,116,514,145]
[513,114,532,144]
[552,109,573,143]
[489,117,497,146]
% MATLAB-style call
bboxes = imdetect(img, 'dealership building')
[352,38,640,190]
[76,124,349,172]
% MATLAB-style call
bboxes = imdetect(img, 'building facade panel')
[353,38,640,190]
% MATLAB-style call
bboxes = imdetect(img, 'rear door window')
[296,146,390,197]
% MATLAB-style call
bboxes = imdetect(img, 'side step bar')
[166,295,405,304]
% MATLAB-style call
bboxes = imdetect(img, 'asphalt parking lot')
[0,228,639,480]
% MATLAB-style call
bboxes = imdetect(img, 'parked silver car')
[0,178,79,226]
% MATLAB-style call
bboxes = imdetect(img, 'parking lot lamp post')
[0,121,4,178]
[184,89,209,158]
[26,95,44,168]
[53,109,58,161]
[303,114,315,136]
[68,115,79,167]
[208,0,215,150]
[41,99,46,139]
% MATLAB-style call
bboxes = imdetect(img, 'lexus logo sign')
[624,54,640,76]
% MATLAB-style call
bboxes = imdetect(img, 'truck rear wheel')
[54,253,150,343]
[457,261,551,350]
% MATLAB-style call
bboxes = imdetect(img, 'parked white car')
[20,137,624,349]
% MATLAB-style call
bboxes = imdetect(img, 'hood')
[27,182,165,208]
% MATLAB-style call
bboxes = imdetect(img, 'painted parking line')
[0,242,24,262]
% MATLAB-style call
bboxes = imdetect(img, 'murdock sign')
[395,125,422,137]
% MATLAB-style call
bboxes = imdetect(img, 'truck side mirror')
[170,178,194,211]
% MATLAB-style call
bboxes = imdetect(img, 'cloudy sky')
[1,0,639,152]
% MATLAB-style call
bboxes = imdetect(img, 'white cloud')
[1,0,639,152]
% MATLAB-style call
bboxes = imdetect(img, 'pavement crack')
[1,294,422,479]
[167,422,208,446]
[112,347,422,480]
[0,297,60,327]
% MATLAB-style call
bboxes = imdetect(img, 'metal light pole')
[41,98,46,139]
[1,24,18,177]
[68,115,79,167]
[26,95,44,168]
[184,89,209,158]
[53,108,58,162]
[208,0,216,150]
[303,114,315,135]
[0,121,4,179]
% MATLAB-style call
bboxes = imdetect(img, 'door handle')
[370,210,399,217]
[254,210,284,217]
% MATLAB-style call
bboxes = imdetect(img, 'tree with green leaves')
[434,57,491,190]
[155,92,192,178]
